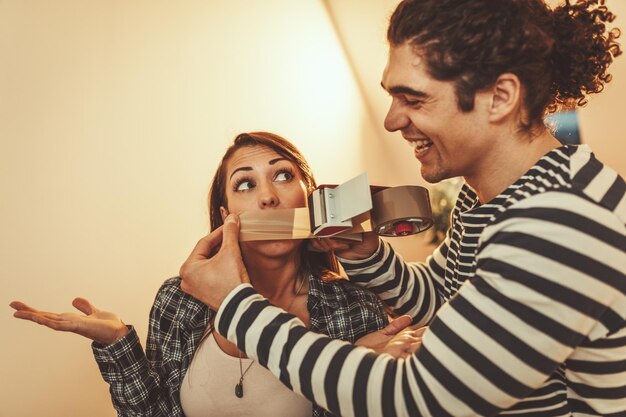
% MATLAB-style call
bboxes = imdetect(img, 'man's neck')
[466,129,562,203]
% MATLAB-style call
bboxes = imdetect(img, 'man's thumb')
[222,214,241,247]
[381,315,413,336]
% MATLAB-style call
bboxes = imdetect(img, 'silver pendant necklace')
[235,276,306,398]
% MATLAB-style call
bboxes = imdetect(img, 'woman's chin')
[242,239,303,258]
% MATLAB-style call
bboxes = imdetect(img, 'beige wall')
[0,2,377,416]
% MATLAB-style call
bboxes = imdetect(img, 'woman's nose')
[259,185,279,208]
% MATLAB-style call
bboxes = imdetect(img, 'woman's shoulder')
[152,276,210,320]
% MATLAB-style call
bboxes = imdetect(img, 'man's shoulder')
[569,145,626,222]
[494,145,624,224]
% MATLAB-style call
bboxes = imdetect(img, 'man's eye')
[235,179,254,191]
[404,97,422,106]
[275,171,294,182]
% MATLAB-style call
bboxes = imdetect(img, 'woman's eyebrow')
[229,158,290,180]
[269,157,288,165]
[229,166,252,181]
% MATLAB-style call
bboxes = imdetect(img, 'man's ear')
[220,206,229,222]
[488,72,522,123]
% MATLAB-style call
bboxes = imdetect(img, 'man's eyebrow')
[380,81,428,98]
[229,158,289,181]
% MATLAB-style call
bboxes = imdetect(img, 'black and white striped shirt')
[216,145,626,416]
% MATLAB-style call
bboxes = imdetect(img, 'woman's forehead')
[226,145,289,175]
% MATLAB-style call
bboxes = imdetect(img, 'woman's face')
[222,145,308,257]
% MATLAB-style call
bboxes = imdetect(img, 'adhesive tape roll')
[371,185,433,237]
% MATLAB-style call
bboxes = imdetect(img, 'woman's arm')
[92,280,187,417]
[10,294,177,416]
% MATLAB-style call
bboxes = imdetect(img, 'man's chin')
[421,170,447,184]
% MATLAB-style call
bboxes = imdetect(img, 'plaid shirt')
[93,275,387,417]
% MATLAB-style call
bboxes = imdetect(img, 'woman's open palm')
[10,297,128,345]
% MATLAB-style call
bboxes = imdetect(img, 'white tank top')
[180,332,312,417]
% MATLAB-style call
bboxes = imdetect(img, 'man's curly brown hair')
[388,0,621,130]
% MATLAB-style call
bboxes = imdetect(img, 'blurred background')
[1,1,624,416]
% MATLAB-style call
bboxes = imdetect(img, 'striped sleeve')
[474,191,626,415]
[339,239,447,327]
[216,190,626,417]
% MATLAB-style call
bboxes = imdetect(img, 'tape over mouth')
[238,173,433,241]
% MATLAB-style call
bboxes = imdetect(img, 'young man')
[180,0,625,415]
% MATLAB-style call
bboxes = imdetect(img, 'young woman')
[11,131,394,417]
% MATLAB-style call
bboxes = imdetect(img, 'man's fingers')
[72,297,96,315]
[315,237,351,252]
[381,315,413,336]
[413,326,427,337]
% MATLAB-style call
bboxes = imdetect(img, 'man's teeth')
[408,139,433,152]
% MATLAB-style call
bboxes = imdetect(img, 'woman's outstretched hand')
[9,297,128,345]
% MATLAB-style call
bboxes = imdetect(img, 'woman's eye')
[275,171,294,182]
[235,179,254,191]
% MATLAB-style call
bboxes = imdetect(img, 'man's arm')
[339,238,448,327]
[200,203,626,416]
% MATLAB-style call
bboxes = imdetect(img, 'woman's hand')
[355,315,426,359]
[9,297,128,345]
[310,231,381,260]
[179,214,250,310]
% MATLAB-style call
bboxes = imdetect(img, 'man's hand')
[179,214,249,310]
[10,298,128,345]
[310,231,380,260]
[356,315,426,359]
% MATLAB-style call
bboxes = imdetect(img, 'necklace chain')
[238,350,254,382]
[235,277,306,398]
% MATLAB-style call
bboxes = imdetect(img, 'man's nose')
[384,101,407,132]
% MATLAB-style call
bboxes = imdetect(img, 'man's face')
[381,43,491,184]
